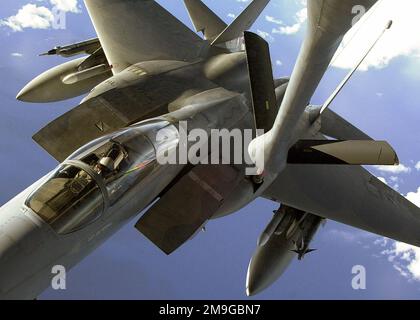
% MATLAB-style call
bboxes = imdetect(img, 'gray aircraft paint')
[3,0,417,300]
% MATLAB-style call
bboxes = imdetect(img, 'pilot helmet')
[99,157,115,171]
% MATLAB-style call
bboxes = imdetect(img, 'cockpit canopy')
[26,120,179,235]
[26,165,104,235]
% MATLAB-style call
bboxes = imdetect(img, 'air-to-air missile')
[39,38,101,58]
[246,206,324,296]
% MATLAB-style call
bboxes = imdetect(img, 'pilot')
[96,144,126,177]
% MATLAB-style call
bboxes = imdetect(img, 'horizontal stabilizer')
[244,31,277,132]
[184,0,227,41]
[212,0,270,45]
[287,140,399,165]
[135,165,241,255]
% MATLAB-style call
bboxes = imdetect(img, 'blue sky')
[1,0,420,299]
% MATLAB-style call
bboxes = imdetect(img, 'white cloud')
[379,240,420,281]
[406,187,420,207]
[268,0,420,70]
[415,161,420,171]
[227,13,236,19]
[332,0,420,71]
[374,237,389,247]
[329,229,359,242]
[275,60,283,67]
[257,30,274,43]
[374,164,411,174]
[394,243,420,280]
[265,15,282,25]
[328,229,375,243]
[50,0,80,13]
[1,4,54,32]
[11,53,23,57]
[1,1,81,32]
[376,187,420,282]
[271,8,307,35]
[389,176,399,183]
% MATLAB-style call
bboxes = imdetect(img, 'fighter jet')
[0,0,416,299]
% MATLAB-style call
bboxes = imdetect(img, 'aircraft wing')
[263,163,420,247]
[83,0,207,73]
[33,76,219,162]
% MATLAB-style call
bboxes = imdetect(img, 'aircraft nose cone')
[246,256,272,297]
[0,207,46,299]
[246,234,298,296]
[16,82,39,102]
[246,270,263,296]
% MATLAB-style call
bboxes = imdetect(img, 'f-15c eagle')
[0,0,415,299]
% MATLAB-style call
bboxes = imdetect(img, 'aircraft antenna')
[330,0,383,66]
[320,19,392,114]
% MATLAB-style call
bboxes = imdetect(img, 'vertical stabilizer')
[212,0,270,45]
[244,32,277,133]
[184,0,227,41]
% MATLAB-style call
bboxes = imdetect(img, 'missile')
[16,58,112,103]
[246,206,322,296]
[39,38,101,58]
